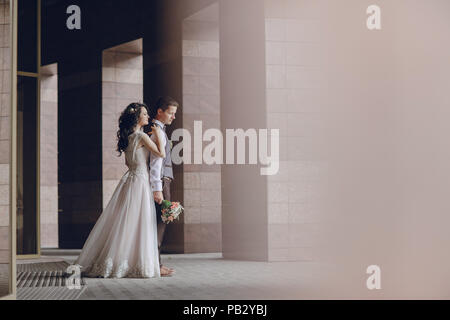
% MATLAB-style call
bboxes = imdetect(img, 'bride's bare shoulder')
[128,131,144,139]
[132,131,150,148]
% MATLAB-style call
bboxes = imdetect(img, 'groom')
[149,96,179,276]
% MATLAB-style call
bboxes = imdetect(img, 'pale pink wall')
[265,0,326,262]
[287,0,450,298]
[220,0,450,298]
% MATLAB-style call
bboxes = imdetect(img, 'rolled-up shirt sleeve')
[149,132,165,192]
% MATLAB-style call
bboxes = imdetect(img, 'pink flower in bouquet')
[161,201,184,224]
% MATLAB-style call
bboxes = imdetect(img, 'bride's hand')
[149,124,161,137]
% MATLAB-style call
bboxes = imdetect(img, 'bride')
[74,102,168,278]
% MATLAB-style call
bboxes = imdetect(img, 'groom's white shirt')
[149,119,166,192]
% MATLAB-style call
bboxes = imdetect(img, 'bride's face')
[138,107,150,126]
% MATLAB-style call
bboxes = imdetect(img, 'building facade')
[3,0,450,300]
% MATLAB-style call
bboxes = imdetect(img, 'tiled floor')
[0,263,9,297]
[38,250,328,300]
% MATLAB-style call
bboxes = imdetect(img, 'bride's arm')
[141,127,166,158]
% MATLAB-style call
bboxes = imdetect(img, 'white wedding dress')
[74,130,160,278]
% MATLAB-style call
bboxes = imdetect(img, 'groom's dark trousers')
[155,177,171,267]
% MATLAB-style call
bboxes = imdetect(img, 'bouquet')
[160,200,184,224]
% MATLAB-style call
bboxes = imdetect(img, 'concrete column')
[219,0,269,261]
[264,0,326,262]
[182,3,222,253]
[143,0,184,253]
[40,63,58,248]
[102,39,143,208]
[0,0,10,296]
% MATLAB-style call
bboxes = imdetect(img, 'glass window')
[16,76,38,255]
[18,0,38,73]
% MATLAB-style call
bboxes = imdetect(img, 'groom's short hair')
[152,96,179,119]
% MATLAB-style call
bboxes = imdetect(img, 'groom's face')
[158,106,177,126]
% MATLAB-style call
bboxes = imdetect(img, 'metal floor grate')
[16,261,86,300]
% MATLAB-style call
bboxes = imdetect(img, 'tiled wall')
[0,0,10,279]
[102,39,143,208]
[182,4,222,253]
[40,64,58,248]
[265,0,326,261]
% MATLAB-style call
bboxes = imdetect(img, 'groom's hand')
[154,191,164,204]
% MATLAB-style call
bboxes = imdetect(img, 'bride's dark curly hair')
[116,102,149,156]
